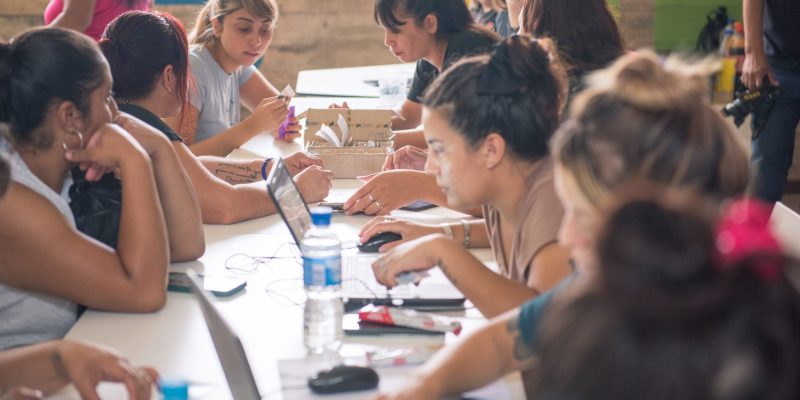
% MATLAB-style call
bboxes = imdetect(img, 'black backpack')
[696,6,729,53]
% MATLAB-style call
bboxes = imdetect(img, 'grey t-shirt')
[0,139,77,350]
[188,45,257,143]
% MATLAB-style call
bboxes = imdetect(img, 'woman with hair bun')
[375,51,751,400]
[0,27,200,351]
[533,194,800,400]
[362,35,573,319]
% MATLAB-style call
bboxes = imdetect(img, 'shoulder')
[0,182,74,241]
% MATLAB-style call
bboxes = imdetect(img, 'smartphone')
[400,201,437,212]
[167,272,246,297]
[342,314,442,336]
[318,201,345,211]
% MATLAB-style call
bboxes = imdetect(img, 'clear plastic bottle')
[719,27,734,57]
[302,207,343,354]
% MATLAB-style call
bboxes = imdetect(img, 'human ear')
[211,17,223,37]
[162,65,175,94]
[424,14,439,35]
[55,101,83,133]
[482,132,506,169]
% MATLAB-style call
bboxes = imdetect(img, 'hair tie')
[476,41,519,95]
[715,198,782,282]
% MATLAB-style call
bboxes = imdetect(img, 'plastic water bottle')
[302,207,344,354]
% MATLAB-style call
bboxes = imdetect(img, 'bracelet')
[260,157,274,181]
[440,223,454,240]
[459,220,471,248]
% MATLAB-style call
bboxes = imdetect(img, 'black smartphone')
[167,272,246,297]
[400,200,437,212]
[317,201,345,211]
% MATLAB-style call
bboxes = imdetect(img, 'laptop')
[186,270,262,400]
[266,158,465,309]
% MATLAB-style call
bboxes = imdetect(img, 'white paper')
[280,84,296,98]
[315,123,342,147]
[337,114,350,146]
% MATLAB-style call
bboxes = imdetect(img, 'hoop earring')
[62,129,84,152]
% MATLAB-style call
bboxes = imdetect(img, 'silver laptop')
[186,270,261,400]
[266,158,465,309]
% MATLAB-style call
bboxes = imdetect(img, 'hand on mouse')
[371,234,459,288]
[359,218,441,253]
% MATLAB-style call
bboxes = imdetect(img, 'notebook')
[266,158,465,309]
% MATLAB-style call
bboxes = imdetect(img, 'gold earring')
[62,129,84,152]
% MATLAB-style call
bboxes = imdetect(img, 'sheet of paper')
[337,114,350,147]
[315,123,342,147]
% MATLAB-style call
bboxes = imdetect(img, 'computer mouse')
[357,232,402,253]
[307,365,379,394]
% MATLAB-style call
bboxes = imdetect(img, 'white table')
[55,129,524,399]
[296,64,415,98]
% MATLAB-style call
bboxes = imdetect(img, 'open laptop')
[186,270,262,400]
[266,158,465,308]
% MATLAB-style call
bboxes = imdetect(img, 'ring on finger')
[368,193,375,202]
[374,200,383,210]
[384,215,394,222]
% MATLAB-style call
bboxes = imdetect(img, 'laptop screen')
[266,159,312,245]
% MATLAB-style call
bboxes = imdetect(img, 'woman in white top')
[0,28,194,349]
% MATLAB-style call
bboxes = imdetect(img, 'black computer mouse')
[307,365,380,394]
[357,232,403,253]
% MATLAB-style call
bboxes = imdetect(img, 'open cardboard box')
[300,108,394,178]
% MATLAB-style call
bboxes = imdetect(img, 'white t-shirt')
[188,45,257,143]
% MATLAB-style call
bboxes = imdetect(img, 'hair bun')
[588,50,718,112]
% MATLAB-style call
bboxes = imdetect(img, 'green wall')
[654,0,742,51]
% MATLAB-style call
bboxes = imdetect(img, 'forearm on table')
[415,310,535,396]
[112,156,169,311]
[149,143,205,261]
[0,341,67,394]
[201,182,278,225]
[434,240,537,318]
[199,156,266,184]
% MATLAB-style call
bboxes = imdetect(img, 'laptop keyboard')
[341,256,413,298]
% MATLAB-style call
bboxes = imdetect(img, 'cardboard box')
[301,109,394,178]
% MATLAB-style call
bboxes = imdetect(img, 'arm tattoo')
[213,163,260,184]
[506,317,535,362]
[436,258,458,285]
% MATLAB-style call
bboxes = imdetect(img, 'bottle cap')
[159,378,189,400]
[310,206,332,226]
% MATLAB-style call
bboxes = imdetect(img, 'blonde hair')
[551,50,750,208]
[189,0,278,46]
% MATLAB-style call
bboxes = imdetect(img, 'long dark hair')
[533,193,800,400]
[100,11,191,114]
[0,28,106,149]
[423,35,565,161]
[522,0,624,75]
[374,0,495,42]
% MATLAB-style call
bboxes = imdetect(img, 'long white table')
[54,128,524,399]
[296,64,416,98]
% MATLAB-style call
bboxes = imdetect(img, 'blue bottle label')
[303,255,342,286]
